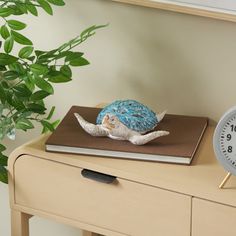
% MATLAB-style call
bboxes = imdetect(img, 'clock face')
[214,106,236,175]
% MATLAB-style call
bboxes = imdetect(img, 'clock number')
[228,146,233,153]
[231,125,236,132]
[227,134,232,141]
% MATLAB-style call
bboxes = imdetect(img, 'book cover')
[45,106,208,164]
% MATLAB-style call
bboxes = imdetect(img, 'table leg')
[82,230,101,236]
[11,210,31,236]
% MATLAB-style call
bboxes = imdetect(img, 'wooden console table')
[8,126,236,236]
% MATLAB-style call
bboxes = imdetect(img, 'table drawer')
[192,198,236,236]
[14,155,191,236]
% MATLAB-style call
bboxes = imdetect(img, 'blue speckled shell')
[96,100,158,133]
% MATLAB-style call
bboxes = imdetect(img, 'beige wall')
[1,0,236,235]
[22,0,236,122]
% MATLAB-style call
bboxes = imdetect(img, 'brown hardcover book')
[45,106,208,164]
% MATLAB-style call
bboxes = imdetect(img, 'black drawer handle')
[81,169,117,184]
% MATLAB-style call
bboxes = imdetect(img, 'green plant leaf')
[57,42,70,52]
[17,111,33,120]
[26,103,46,114]
[0,128,4,140]
[65,52,83,62]
[26,2,38,16]
[35,50,47,57]
[7,20,27,31]
[80,24,108,38]
[1,81,9,89]
[38,0,53,15]
[46,49,57,55]
[0,166,8,184]
[23,73,35,91]
[60,65,72,78]
[41,118,60,133]
[8,4,25,15]
[5,90,13,106]
[11,31,33,45]
[80,25,96,38]
[27,56,36,62]
[0,8,13,17]
[41,120,54,132]
[4,36,14,53]
[0,84,6,103]
[18,46,34,59]
[16,118,34,130]
[34,76,54,94]
[36,49,57,63]
[0,154,8,166]
[52,119,60,128]
[48,72,71,83]
[30,90,50,101]
[8,62,25,75]
[47,0,65,6]
[0,53,18,65]
[14,3,28,14]
[3,71,18,80]
[70,57,90,66]
[0,66,6,71]
[0,104,3,116]
[46,106,55,120]
[11,96,26,111]
[13,84,32,97]
[36,100,45,107]
[54,51,70,60]
[0,25,10,39]
[0,144,6,152]
[30,64,49,75]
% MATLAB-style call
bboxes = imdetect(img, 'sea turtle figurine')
[74,100,169,145]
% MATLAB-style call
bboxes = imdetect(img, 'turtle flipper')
[128,130,169,145]
[156,110,167,123]
[74,113,108,136]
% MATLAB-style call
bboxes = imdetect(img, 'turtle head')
[101,114,120,131]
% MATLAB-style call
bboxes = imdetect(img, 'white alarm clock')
[213,106,236,188]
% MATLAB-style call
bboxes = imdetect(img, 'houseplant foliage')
[0,0,105,184]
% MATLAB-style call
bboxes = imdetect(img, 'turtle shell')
[96,100,159,133]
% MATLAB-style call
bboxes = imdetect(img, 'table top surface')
[9,126,236,208]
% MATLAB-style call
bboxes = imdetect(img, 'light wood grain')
[14,155,190,236]
[8,126,236,235]
[9,127,236,207]
[112,0,236,23]
[192,198,236,236]
[11,210,30,236]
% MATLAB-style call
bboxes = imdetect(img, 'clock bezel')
[213,106,236,176]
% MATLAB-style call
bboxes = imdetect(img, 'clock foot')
[219,172,231,189]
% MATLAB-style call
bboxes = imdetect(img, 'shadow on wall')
[118,43,201,112]
[107,6,202,114]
